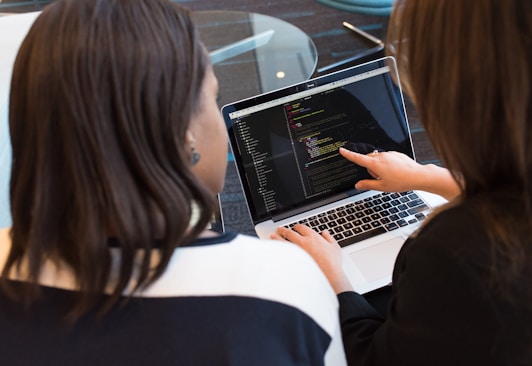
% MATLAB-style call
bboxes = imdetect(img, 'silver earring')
[191,146,201,165]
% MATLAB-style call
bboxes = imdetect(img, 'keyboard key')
[338,227,386,247]
[407,199,424,208]
[407,204,429,215]
[382,195,392,202]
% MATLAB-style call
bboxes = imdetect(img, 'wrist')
[330,274,355,294]
[416,164,459,200]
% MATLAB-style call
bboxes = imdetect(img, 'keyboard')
[284,191,430,247]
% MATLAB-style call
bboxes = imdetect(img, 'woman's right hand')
[339,148,460,201]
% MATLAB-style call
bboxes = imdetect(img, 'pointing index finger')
[339,147,375,168]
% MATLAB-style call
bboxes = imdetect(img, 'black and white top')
[0,229,347,366]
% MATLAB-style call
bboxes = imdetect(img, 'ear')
[185,129,195,146]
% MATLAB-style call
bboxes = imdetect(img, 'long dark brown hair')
[3,0,215,318]
[388,0,531,295]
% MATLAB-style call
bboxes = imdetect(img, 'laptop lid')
[222,57,414,226]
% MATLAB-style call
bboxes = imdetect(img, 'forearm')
[413,164,460,201]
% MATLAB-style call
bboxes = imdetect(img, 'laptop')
[222,57,446,293]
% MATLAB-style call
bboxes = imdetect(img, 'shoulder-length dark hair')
[3,0,215,318]
[387,0,531,293]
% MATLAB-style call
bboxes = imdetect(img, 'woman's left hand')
[271,224,354,294]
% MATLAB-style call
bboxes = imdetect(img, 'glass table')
[192,11,318,107]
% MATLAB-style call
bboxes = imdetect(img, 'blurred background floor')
[0,0,440,235]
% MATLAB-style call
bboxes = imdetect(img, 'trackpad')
[349,238,403,282]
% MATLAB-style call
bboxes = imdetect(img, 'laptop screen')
[222,57,414,223]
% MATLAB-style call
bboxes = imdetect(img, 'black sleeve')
[337,291,384,364]
[338,210,505,366]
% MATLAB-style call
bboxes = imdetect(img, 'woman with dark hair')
[274,0,532,365]
[0,0,346,364]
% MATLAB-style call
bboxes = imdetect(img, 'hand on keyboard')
[271,224,354,294]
